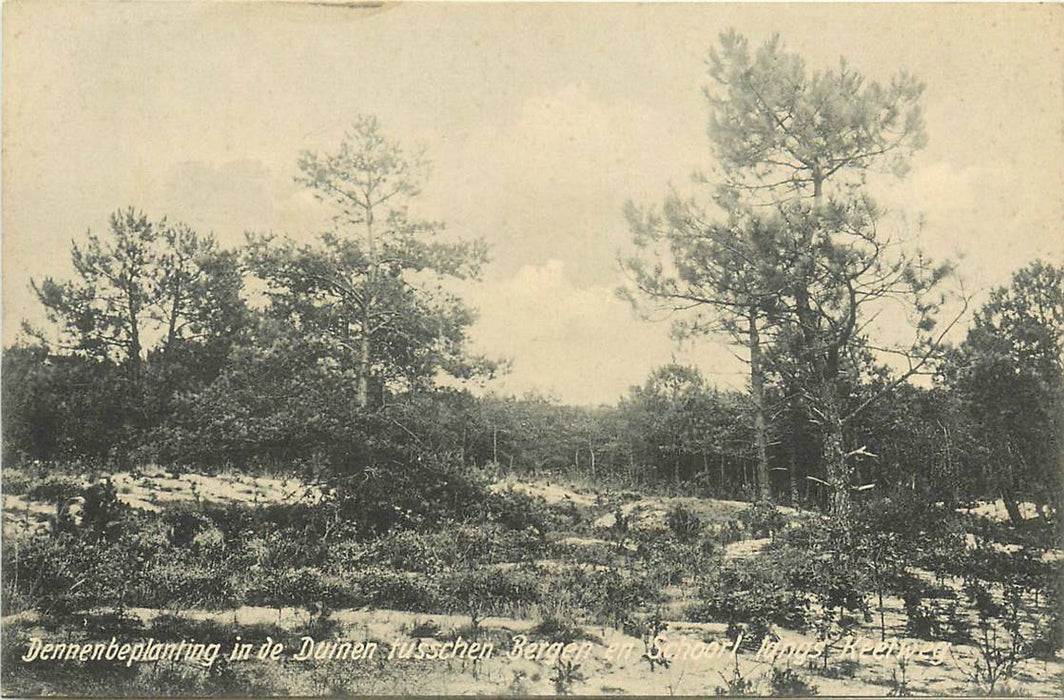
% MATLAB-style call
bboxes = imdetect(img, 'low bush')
[665,503,703,541]
[635,531,716,586]
[714,519,746,546]
[362,529,453,574]
[161,502,214,548]
[352,567,441,612]
[325,458,490,534]
[356,522,548,575]
[80,478,126,540]
[26,474,84,504]
[738,501,786,539]
[687,558,810,633]
[769,667,819,696]
[136,554,241,610]
[408,619,442,638]
[896,574,963,641]
[549,659,585,695]
[441,565,542,631]
[529,613,599,645]
[2,469,33,496]
[551,539,619,568]
[540,563,662,632]
[590,565,664,631]
[450,523,546,567]
[546,499,589,533]
[483,487,550,534]
[4,533,129,615]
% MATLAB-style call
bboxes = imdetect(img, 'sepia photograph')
[1,1,1062,696]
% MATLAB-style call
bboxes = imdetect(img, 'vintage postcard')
[2,2,1062,696]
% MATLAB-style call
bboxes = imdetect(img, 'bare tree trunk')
[749,308,772,502]
[1000,484,1024,527]
[703,451,709,495]
[791,242,853,522]
[157,269,184,415]
[1000,445,1024,526]
[357,200,377,409]
[126,280,142,386]
[166,278,182,352]
[357,316,371,408]
[587,439,597,482]
[941,422,957,508]
[788,442,799,508]
[877,586,886,642]
[823,388,852,524]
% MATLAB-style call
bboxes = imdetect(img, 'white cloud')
[460,259,745,404]
[871,159,1064,298]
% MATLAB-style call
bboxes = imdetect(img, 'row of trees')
[5,253,1059,516]
[6,117,492,474]
[3,35,1060,528]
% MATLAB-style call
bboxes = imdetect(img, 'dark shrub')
[352,568,440,612]
[542,563,662,632]
[3,534,127,615]
[635,531,715,585]
[244,566,337,610]
[687,558,810,632]
[26,474,84,505]
[665,503,704,541]
[327,456,490,534]
[552,539,617,569]
[161,502,214,548]
[356,522,547,575]
[546,499,589,533]
[408,619,442,638]
[2,470,33,496]
[451,523,546,567]
[484,487,550,534]
[588,565,663,631]
[136,551,241,610]
[442,566,542,630]
[770,667,819,696]
[365,529,453,574]
[529,614,599,645]
[81,478,126,540]
[738,501,786,539]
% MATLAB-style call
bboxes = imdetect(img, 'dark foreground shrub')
[738,501,786,539]
[483,487,551,534]
[442,566,542,631]
[665,503,703,541]
[635,530,716,585]
[2,469,33,496]
[770,667,819,696]
[529,614,600,645]
[352,568,441,612]
[687,558,810,633]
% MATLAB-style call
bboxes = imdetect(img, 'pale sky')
[3,2,1062,404]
